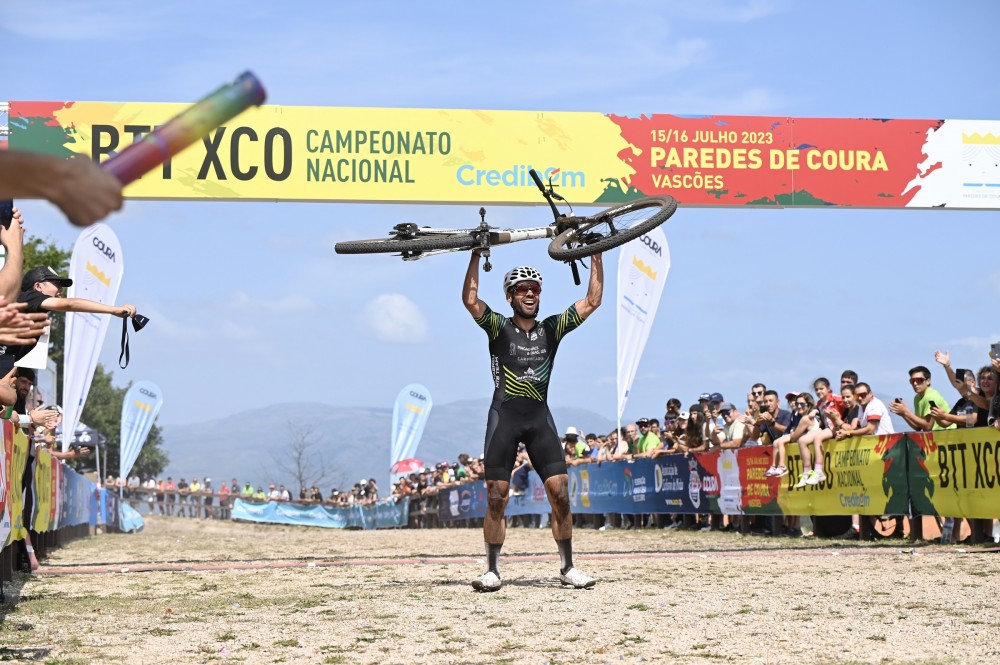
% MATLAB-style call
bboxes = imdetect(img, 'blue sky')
[2,1,998,429]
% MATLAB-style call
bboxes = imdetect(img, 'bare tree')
[263,421,341,493]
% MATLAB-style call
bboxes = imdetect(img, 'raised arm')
[936,350,989,409]
[0,151,123,227]
[0,208,25,302]
[574,253,603,320]
[462,250,487,318]
[40,297,136,318]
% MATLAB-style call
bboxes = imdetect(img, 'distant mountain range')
[160,400,615,492]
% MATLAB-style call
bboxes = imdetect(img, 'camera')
[991,342,1000,360]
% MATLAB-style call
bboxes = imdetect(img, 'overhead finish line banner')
[8,101,1000,209]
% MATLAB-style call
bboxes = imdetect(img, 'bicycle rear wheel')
[335,229,478,255]
[547,196,677,261]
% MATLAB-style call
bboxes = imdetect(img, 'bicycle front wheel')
[335,231,478,255]
[547,196,677,261]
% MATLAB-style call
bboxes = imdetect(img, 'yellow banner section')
[32,451,53,532]
[775,434,908,517]
[909,428,1000,519]
[48,103,628,204]
[5,425,30,544]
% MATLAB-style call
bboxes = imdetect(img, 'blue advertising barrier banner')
[231,498,409,530]
[437,457,714,521]
[57,466,93,528]
[90,488,121,531]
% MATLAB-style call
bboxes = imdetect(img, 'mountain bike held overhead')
[334,168,677,284]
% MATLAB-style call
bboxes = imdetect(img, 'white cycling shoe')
[471,571,502,592]
[559,567,597,589]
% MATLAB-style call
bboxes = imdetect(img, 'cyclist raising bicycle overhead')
[462,248,603,592]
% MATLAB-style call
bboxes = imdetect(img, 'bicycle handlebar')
[528,168,563,222]
[529,168,545,192]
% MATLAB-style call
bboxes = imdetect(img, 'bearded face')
[507,281,540,320]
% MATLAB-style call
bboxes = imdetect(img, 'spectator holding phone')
[888,366,954,431]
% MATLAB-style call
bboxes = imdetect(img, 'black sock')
[556,538,573,575]
[486,543,502,576]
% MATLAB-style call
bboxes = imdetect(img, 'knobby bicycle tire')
[547,196,677,261]
[335,232,478,255]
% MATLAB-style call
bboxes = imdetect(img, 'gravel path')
[1,516,995,664]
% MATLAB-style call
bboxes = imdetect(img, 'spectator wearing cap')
[713,403,747,449]
[677,408,709,454]
[634,418,661,457]
[708,393,726,426]
[0,265,138,377]
[697,393,713,420]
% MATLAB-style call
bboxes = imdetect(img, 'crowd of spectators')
[376,354,1000,538]
[110,475,392,519]
[111,354,1000,539]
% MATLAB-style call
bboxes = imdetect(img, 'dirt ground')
[0,516,996,664]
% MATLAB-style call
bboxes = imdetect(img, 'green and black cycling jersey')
[474,303,584,408]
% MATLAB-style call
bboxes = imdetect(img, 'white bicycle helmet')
[502,266,543,293]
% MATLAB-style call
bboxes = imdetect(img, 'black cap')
[22,266,72,292]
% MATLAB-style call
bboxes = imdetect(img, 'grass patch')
[616,635,647,646]
[627,603,650,611]
[147,627,177,637]
[274,638,300,647]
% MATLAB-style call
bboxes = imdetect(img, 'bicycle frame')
[396,224,557,261]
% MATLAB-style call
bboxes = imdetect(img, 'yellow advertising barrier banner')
[774,434,909,517]
[8,101,1000,209]
[907,428,1000,519]
[4,423,30,544]
[32,451,54,533]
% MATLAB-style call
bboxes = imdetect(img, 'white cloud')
[356,294,431,344]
